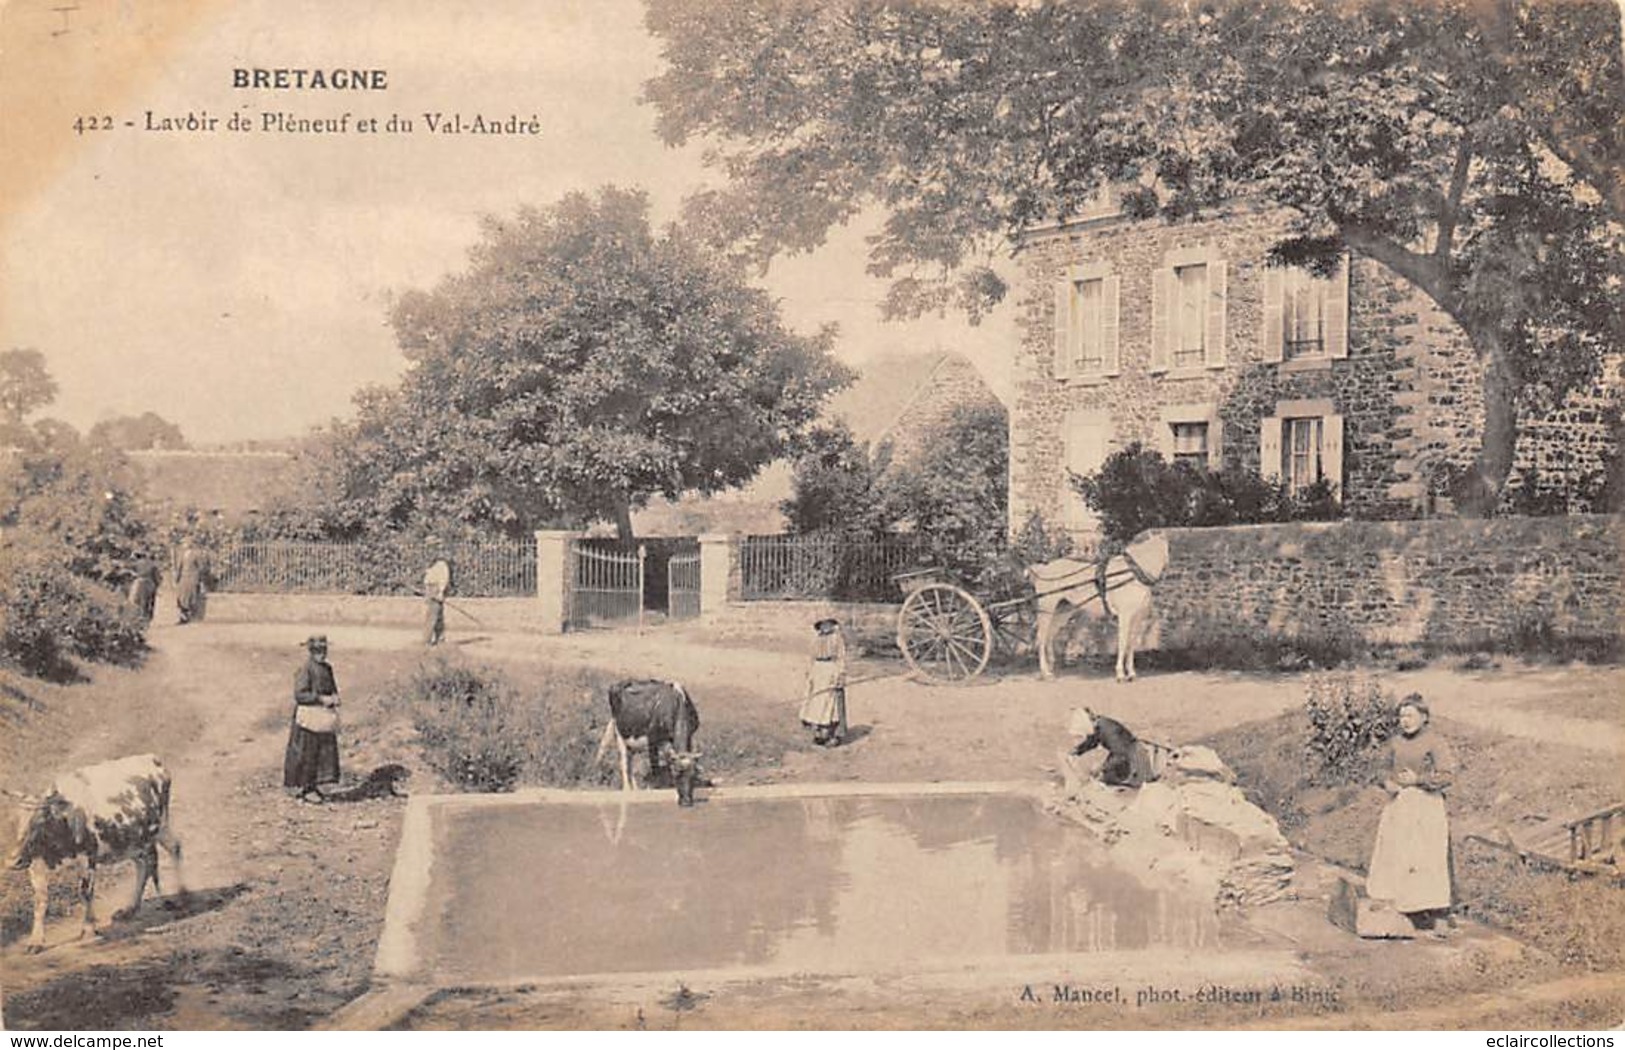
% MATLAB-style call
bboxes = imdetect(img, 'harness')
[1034,546,1156,617]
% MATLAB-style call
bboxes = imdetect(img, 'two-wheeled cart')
[893,556,1145,684]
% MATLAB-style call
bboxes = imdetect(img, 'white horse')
[1027,532,1169,682]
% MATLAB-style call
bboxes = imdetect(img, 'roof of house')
[632,351,1000,536]
[824,352,959,446]
[126,450,297,518]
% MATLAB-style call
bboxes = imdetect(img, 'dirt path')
[2,623,409,1029]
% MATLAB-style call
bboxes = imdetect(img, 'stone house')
[836,350,1004,468]
[1007,199,1613,540]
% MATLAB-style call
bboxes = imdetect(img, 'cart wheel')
[896,583,993,683]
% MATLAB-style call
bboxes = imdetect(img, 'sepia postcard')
[1,0,1621,1036]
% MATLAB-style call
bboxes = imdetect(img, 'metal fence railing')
[739,534,926,602]
[216,539,537,597]
[668,550,701,620]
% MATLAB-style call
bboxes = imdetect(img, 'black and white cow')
[594,680,701,806]
[6,754,185,952]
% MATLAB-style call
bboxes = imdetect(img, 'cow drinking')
[594,679,701,806]
[6,754,185,952]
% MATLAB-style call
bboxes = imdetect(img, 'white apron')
[1366,786,1451,913]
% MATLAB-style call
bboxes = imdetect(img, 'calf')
[594,680,701,806]
[6,754,185,952]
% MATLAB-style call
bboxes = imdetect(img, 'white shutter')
[1322,413,1345,502]
[1053,279,1072,379]
[1259,416,1284,482]
[1207,258,1228,368]
[1207,411,1224,470]
[1150,268,1171,371]
[1102,275,1121,375]
[1262,266,1285,363]
[1325,256,1351,360]
[1157,420,1176,459]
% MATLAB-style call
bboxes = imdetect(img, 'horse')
[1027,532,1169,682]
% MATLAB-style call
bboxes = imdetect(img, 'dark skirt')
[284,721,341,789]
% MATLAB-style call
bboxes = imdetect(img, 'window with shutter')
[1055,265,1118,381]
[1266,256,1349,363]
[1074,278,1106,374]
[1283,268,1326,360]
[1284,416,1324,494]
[1172,264,1207,370]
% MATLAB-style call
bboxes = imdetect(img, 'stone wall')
[1151,516,1622,649]
[1504,355,1624,513]
[1009,204,1489,529]
[203,593,552,633]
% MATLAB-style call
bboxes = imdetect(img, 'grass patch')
[1203,698,1625,970]
[383,653,811,793]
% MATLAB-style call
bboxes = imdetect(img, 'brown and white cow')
[6,754,185,952]
[594,680,701,806]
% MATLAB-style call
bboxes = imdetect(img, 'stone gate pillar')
[698,533,740,621]
[534,530,578,635]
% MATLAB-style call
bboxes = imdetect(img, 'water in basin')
[418,792,1229,982]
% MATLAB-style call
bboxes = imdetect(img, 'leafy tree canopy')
[781,421,896,536]
[1,415,154,586]
[0,347,59,432]
[87,412,188,451]
[646,0,1625,509]
[329,186,852,541]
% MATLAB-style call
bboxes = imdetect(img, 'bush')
[1303,672,1397,786]
[402,659,530,792]
[1072,443,1342,544]
[0,538,146,677]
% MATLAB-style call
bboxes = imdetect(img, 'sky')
[0,0,1017,447]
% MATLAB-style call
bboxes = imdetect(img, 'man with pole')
[422,540,452,647]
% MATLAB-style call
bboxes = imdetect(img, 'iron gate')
[569,541,644,630]
[668,549,701,620]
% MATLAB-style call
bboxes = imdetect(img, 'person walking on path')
[1366,693,1458,936]
[284,635,342,803]
[173,537,210,624]
[126,555,160,625]
[799,617,848,747]
[422,544,452,647]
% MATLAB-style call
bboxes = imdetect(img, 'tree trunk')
[613,497,635,545]
[1459,328,1520,518]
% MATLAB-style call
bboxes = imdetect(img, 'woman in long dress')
[284,635,342,803]
[799,617,848,747]
[1366,694,1457,934]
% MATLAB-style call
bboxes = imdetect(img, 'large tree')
[645,0,1624,510]
[0,347,59,434]
[339,186,851,541]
